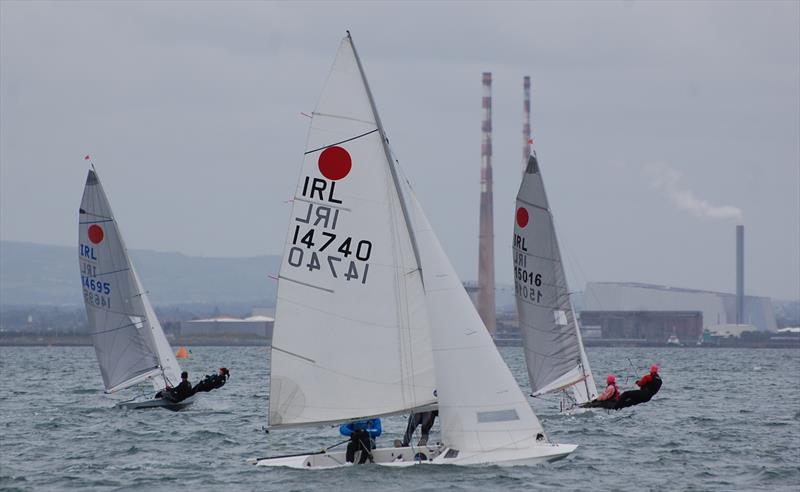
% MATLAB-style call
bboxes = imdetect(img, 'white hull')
[252,443,576,469]
[115,394,196,412]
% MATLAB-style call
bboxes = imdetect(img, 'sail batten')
[514,154,598,403]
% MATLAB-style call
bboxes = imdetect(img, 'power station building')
[180,315,274,338]
[579,282,776,342]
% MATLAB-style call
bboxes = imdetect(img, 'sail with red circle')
[78,168,182,393]
[513,153,598,403]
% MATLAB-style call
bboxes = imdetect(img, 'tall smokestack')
[478,72,496,336]
[523,76,531,171]
[736,224,744,324]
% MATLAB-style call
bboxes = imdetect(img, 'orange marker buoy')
[175,346,189,359]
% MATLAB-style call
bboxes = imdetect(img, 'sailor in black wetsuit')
[616,364,662,410]
[164,371,193,402]
[193,367,230,393]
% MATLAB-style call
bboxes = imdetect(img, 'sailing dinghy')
[513,151,598,412]
[79,167,194,411]
[253,33,576,468]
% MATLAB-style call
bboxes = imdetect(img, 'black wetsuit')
[193,373,227,393]
[164,379,193,402]
[616,374,662,410]
[401,411,438,446]
[345,429,373,464]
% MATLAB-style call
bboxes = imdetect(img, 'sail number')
[287,248,369,284]
[287,226,371,284]
[515,267,541,287]
[291,226,372,260]
[83,289,111,308]
[514,267,543,303]
[81,275,111,295]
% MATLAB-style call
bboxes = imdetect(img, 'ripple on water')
[1,346,799,491]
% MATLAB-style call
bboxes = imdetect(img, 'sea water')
[1,346,798,491]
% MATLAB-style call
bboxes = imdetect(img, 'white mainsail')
[513,153,598,403]
[265,34,565,466]
[78,168,181,393]
[267,37,435,428]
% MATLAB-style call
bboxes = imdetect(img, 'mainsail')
[268,36,436,428]
[78,168,181,393]
[513,153,598,403]
[258,34,574,467]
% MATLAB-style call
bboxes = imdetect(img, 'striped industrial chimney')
[523,76,531,171]
[478,72,496,336]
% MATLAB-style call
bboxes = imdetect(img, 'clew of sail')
[78,168,181,393]
[513,154,598,403]
[267,36,436,428]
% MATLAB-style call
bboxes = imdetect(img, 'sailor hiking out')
[615,364,662,409]
[581,374,621,409]
[193,367,230,393]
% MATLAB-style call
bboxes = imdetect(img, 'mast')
[523,76,531,174]
[346,32,424,284]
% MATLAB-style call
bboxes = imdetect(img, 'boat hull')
[252,443,576,469]
[115,394,196,412]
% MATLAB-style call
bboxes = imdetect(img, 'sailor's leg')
[417,412,435,445]
[616,390,648,409]
[356,432,372,464]
[402,413,423,446]
[345,438,357,463]
[615,391,633,409]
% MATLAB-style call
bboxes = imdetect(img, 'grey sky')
[1,0,798,301]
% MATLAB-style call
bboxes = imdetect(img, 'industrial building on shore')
[180,314,274,339]
[578,281,776,344]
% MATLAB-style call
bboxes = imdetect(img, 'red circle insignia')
[318,146,352,181]
[88,224,104,244]
[516,207,529,228]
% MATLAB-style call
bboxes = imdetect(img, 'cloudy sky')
[1,0,798,301]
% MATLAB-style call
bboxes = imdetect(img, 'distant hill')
[0,241,280,306]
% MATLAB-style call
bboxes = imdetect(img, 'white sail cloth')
[268,38,435,428]
[79,169,181,393]
[269,34,551,461]
[408,191,546,454]
[514,155,597,402]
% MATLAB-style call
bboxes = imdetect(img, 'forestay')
[268,37,436,428]
[78,169,181,393]
[513,154,597,402]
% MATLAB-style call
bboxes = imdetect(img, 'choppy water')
[1,346,798,491]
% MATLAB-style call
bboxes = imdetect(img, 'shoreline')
[3,335,798,349]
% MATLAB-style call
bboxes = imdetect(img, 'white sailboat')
[513,151,598,411]
[253,33,576,468]
[78,166,193,411]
